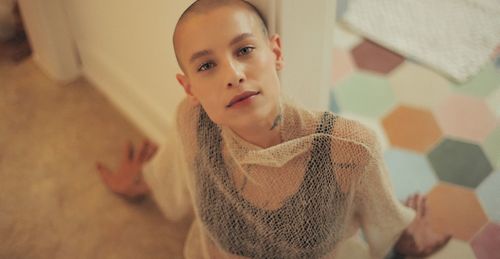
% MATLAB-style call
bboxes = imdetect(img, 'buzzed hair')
[173,0,269,71]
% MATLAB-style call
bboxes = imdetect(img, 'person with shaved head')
[97,0,451,258]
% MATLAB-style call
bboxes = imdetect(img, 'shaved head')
[173,0,269,71]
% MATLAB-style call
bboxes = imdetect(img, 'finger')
[122,140,135,162]
[407,193,416,209]
[442,234,452,246]
[412,193,420,210]
[130,181,150,196]
[138,139,149,163]
[420,196,428,217]
[143,144,159,162]
[416,194,424,218]
[405,194,412,207]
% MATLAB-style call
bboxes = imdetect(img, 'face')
[174,5,284,129]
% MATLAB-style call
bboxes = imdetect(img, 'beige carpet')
[0,58,189,258]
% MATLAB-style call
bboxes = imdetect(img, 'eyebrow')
[188,33,256,64]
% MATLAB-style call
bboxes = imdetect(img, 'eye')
[237,46,255,56]
[198,62,215,72]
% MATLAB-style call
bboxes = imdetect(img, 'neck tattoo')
[270,113,283,130]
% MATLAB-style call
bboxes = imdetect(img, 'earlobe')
[276,62,284,71]
[270,34,285,71]
[176,73,199,104]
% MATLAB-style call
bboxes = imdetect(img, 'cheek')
[253,51,280,89]
[191,86,225,123]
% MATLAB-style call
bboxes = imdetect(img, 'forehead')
[175,6,263,60]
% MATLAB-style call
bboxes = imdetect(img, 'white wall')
[62,0,191,143]
[279,0,335,111]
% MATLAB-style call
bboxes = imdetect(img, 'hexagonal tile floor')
[470,222,500,259]
[428,138,492,188]
[434,93,496,143]
[425,238,477,259]
[476,172,500,222]
[333,72,396,118]
[351,39,405,74]
[382,105,442,153]
[384,148,438,201]
[388,62,451,109]
[427,183,488,241]
[451,63,500,97]
[330,23,499,257]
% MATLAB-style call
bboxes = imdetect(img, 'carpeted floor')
[0,51,189,258]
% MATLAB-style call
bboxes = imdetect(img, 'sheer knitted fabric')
[143,97,415,259]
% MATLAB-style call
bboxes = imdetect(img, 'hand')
[96,139,158,198]
[394,193,452,257]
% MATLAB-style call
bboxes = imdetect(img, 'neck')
[229,110,283,148]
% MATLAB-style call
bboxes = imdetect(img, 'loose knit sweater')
[143,98,415,259]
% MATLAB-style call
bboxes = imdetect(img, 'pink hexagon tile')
[351,39,405,75]
[388,62,451,109]
[332,48,355,87]
[471,222,500,259]
[434,93,497,142]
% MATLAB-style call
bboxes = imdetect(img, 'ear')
[269,34,284,71]
[176,73,199,104]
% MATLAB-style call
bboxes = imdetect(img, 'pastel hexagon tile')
[384,148,438,201]
[332,48,355,87]
[332,24,363,50]
[351,39,405,75]
[486,87,500,119]
[427,183,489,241]
[482,127,500,170]
[333,72,396,118]
[476,171,500,223]
[451,62,500,97]
[388,62,451,109]
[428,138,492,188]
[382,105,442,153]
[340,111,390,151]
[420,239,476,259]
[471,222,500,259]
[435,93,496,142]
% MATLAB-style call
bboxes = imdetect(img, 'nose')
[225,59,245,88]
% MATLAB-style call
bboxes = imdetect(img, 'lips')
[226,91,260,108]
